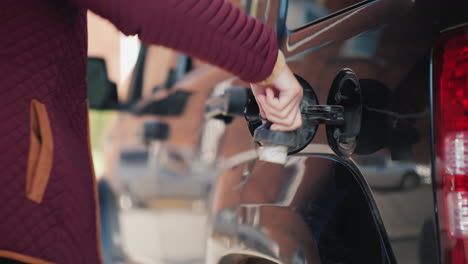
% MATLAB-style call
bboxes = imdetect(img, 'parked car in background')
[354,154,431,190]
[88,43,233,263]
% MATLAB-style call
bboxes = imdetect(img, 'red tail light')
[434,26,468,263]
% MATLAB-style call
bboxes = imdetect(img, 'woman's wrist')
[256,50,286,85]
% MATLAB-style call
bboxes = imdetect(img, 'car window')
[287,0,368,29]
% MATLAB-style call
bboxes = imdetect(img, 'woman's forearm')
[69,0,279,83]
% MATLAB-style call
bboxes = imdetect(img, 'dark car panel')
[206,0,466,264]
[283,1,438,262]
[209,155,394,264]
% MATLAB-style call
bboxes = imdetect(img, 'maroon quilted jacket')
[0,0,278,263]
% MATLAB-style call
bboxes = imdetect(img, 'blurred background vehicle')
[88,45,231,264]
[354,154,431,190]
[87,4,238,261]
[88,46,213,264]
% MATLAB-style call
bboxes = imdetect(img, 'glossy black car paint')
[205,1,467,264]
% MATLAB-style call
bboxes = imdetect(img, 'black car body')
[204,1,468,264]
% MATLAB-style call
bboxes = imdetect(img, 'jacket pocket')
[26,99,54,204]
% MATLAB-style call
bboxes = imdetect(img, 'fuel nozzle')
[254,122,314,164]
[246,76,320,164]
[246,75,348,164]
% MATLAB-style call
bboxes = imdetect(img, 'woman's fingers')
[270,107,302,131]
[261,87,301,120]
[264,87,300,113]
[262,101,302,129]
[251,65,304,131]
[263,95,300,120]
[263,110,296,127]
[255,95,268,124]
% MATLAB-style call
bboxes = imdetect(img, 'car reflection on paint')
[116,146,216,205]
[354,154,431,191]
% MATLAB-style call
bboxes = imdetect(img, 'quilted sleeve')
[68,0,279,83]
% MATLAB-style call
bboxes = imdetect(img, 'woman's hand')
[250,66,303,131]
